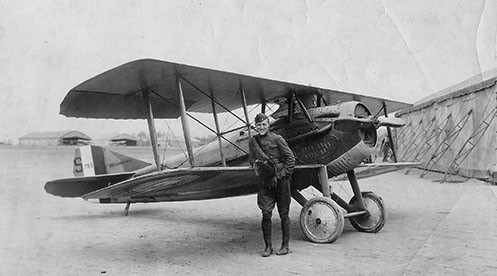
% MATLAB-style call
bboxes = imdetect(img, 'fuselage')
[54,100,381,203]
[139,101,378,182]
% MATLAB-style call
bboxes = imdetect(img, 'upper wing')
[60,59,411,119]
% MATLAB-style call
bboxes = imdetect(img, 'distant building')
[18,131,91,146]
[110,134,138,146]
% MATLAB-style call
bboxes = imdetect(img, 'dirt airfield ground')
[1,146,497,275]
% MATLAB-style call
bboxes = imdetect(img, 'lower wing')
[82,165,325,203]
[337,162,421,180]
[82,167,258,203]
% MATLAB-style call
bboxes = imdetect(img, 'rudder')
[73,145,151,176]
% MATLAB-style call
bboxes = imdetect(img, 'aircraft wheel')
[300,197,344,243]
[348,192,386,233]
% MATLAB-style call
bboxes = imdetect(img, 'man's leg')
[258,183,276,257]
[276,177,291,255]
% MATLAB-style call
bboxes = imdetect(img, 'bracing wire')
[163,119,189,162]
[160,120,171,164]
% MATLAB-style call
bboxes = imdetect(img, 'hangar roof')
[110,134,138,142]
[397,68,497,116]
[19,131,91,140]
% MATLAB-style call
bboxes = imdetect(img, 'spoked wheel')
[300,197,344,243]
[348,191,386,233]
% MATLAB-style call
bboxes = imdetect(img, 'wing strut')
[240,86,252,138]
[288,93,294,122]
[143,89,162,171]
[148,87,248,156]
[176,77,195,167]
[295,94,314,123]
[210,89,227,166]
[382,102,398,162]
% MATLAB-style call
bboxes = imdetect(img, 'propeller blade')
[334,116,406,132]
[333,117,373,132]
[377,116,405,128]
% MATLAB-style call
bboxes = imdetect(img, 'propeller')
[376,116,405,128]
[333,116,405,132]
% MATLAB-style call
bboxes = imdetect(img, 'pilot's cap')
[255,113,268,123]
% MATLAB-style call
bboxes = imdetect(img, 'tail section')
[45,173,135,198]
[73,145,151,176]
[45,146,152,198]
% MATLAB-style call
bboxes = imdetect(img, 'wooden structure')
[395,69,497,183]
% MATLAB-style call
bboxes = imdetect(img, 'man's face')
[255,119,269,135]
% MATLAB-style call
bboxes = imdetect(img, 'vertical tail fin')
[73,145,151,176]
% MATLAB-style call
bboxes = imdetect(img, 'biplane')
[45,59,416,243]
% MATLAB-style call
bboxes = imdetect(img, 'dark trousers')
[257,176,291,217]
[257,176,291,247]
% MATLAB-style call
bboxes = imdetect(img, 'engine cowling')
[325,102,377,148]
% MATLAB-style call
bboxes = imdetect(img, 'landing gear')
[348,192,386,233]
[294,167,387,243]
[300,197,344,243]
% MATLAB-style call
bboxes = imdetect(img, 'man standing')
[249,113,295,257]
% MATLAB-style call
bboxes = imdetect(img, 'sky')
[1,0,496,144]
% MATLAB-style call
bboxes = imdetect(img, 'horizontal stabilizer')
[45,172,134,198]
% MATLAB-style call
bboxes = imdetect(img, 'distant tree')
[157,131,167,138]
[137,131,150,146]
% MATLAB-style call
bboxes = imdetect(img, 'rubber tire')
[348,191,386,233]
[300,197,344,243]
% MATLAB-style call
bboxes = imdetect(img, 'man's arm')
[248,138,257,167]
[275,135,295,178]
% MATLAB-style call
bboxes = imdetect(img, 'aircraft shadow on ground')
[54,206,362,233]
[70,225,359,262]
[52,204,262,235]
[52,204,365,261]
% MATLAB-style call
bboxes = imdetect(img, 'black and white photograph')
[1,1,496,275]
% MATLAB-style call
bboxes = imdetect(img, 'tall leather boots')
[261,218,273,257]
[276,217,290,255]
